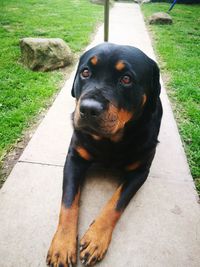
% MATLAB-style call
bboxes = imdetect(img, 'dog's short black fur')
[47,43,162,267]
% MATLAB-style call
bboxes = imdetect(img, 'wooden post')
[104,0,109,42]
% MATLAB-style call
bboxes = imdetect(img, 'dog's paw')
[46,228,77,267]
[79,221,112,266]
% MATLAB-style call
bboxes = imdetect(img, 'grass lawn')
[0,0,103,184]
[141,3,200,194]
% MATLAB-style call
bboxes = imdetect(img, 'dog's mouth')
[73,100,133,139]
[74,112,118,137]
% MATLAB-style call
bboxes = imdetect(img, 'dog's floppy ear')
[149,60,161,112]
[71,66,79,98]
[71,53,85,98]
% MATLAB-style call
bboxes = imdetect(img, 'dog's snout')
[80,99,103,118]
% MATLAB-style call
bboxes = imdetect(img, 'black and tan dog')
[47,43,163,267]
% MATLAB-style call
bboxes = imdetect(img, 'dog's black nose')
[80,99,103,118]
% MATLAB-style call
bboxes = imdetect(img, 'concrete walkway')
[0,3,199,267]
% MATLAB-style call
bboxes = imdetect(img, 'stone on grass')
[20,38,73,71]
[149,12,172,25]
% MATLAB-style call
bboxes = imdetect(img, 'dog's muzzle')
[74,97,107,136]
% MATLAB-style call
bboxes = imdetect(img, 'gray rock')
[20,38,73,71]
[149,12,172,25]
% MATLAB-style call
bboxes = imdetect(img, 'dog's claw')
[81,259,86,264]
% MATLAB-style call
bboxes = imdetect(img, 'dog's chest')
[90,137,142,167]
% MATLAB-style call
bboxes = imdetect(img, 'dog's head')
[72,43,160,139]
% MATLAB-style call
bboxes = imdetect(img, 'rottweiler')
[47,43,163,267]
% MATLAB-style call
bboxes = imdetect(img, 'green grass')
[0,0,103,181]
[141,3,200,193]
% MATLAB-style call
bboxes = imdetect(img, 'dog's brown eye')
[121,75,132,85]
[81,68,90,79]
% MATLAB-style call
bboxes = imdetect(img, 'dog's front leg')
[47,141,92,267]
[79,167,150,266]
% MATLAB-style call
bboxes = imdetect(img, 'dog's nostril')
[80,99,103,118]
[90,108,99,117]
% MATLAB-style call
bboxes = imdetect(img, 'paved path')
[0,3,199,267]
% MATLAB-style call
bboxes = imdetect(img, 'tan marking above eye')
[115,60,125,71]
[90,56,98,65]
